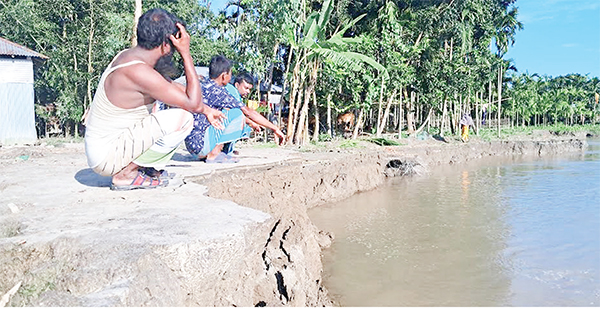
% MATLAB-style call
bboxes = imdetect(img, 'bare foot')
[111,163,141,187]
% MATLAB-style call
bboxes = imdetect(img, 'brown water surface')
[309,139,600,306]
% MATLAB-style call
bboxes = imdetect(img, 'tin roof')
[0,37,48,59]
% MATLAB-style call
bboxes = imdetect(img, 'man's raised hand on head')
[169,23,191,56]
[170,23,225,129]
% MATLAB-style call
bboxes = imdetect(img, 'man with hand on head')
[84,8,224,190]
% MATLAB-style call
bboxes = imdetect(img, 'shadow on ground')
[74,168,112,188]
[172,153,197,162]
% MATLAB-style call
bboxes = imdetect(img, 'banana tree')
[285,0,387,144]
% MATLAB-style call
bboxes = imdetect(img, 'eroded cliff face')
[191,152,389,306]
[0,137,587,307]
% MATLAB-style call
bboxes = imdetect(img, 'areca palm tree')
[490,3,522,135]
[493,5,523,57]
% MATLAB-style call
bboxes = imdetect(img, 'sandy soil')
[0,131,590,306]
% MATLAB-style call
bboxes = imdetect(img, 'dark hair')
[209,55,232,79]
[137,8,183,50]
[235,72,255,86]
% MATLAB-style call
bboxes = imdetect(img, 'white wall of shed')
[0,57,34,84]
[0,57,37,144]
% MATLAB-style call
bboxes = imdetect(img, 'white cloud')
[561,43,578,48]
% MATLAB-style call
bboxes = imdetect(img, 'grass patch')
[476,124,600,140]
[318,134,332,142]
[37,136,84,147]
[364,137,404,146]
[0,218,22,238]
[339,140,360,148]
[17,276,56,305]
[252,142,279,149]
[309,140,328,148]
[546,123,600,135]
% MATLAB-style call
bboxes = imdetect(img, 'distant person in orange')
[460,113,475,142]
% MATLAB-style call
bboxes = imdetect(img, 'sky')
[505,0,600,78]
[208,0,600,78]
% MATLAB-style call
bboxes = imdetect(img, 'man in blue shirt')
[184,56,285,163]
[225,79,243,102]
[223,72,264,154]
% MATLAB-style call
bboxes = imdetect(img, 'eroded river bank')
[0,132,591,306]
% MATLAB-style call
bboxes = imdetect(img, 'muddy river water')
[309,139,600,306]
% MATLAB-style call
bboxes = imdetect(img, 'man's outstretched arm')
[241,106,285,144]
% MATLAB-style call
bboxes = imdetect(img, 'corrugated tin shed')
[0,37,48,59]
[0,37,47,145]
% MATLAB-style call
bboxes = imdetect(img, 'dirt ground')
[0,131,591,306]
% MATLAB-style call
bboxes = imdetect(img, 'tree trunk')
[394,105,398,131]
[398,91,403,139]
[377,89,396,137]
[295,85,308,145]
[440,99,447,136]
[288,77,303,142]
[312,90,319,141]
[278,46,295,129]
[450,96,457,135]
[295,60,319,145]
[475,91,480,134]
[458,93,463,135]
[286,55,304,143]
[406,89,415,134]
[417,99,422,125]
[497,65,503,137]
[488,80,492,128]
[352,108,364,139]
[303,104,309,143]
[295,85,306,144]
[415,107,433,134]
[368,109,373,133]
[326,93,332,137]
[83,0,95,131]
[266,42,279,105]
[131,0,143,46]
[376,76,385,137]
[510,98,514,129]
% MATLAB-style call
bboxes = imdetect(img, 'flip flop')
[140,167,176,179]
[205,152,240,164]
[110,170,169,191]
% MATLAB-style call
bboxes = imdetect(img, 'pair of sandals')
[110,167,175,191]
[110,152,238,190]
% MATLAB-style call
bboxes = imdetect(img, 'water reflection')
[310,139,600,306]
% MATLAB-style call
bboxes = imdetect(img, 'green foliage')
[339,139,359,148]
[3,0,596,141]
[318,133,332,142]
[255,105,270,114]
[253,142,279,149]
[477,124,600,141]
[506,73,599,126]
[364,137,403,146]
